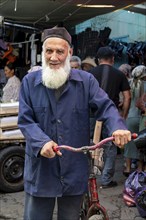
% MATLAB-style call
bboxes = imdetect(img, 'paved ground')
[0,154,145,220]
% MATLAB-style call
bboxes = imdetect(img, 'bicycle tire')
[87,203,109,220]
[88,214,105,220]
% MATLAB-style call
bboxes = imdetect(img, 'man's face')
[43,37,72,69]
[42,37,73,89]
[70,61,80,69]
[82,63,93,72]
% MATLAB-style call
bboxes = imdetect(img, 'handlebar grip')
[53,146,59,152]
[131,133,138,139]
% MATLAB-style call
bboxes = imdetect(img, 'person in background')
[90,47,131,188]
[0,68,7,101]
[1,62,21,102]
[119,64,139,176]
[81,56,96,72]
[118,63,132,114]
[91,49,131,119]
[18,27,131,220]
[119,64,132,80]
[70,55,81,69]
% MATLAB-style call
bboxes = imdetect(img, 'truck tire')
[0,146,25,193]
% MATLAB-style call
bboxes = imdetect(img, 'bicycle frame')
[53,134,137,220]
[86,173,109,220]
[80,153,109,220]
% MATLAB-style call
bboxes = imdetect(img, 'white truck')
[0,102,25,193]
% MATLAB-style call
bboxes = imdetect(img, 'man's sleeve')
[18,77,51,157]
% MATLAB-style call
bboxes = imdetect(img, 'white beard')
[42,53,71,89]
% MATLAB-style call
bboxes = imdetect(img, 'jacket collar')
[34,68,83,87]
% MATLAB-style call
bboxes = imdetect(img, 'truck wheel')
[0,146,25,193]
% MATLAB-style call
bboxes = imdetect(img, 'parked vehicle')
[0,102,25,193]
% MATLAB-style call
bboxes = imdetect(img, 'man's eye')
[46,49,52,54]
[57,50,64,54]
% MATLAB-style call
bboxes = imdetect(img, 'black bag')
[135,187,146,218]
[134,128,146,151]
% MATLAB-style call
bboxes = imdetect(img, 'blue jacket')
[18,69,127,197]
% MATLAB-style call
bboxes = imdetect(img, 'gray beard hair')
[42,54,71,89]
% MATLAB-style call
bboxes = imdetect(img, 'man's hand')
[112,130,131,148]
[40,141,62,158]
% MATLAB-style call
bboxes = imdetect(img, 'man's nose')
[50,52,58,61]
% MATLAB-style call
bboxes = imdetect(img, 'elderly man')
[18,27,131,220]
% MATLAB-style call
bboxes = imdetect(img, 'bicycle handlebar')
[53,133,138,153]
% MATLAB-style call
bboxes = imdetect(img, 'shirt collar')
[69,69,83,82]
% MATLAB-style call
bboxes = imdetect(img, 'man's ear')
[69,47,73,56]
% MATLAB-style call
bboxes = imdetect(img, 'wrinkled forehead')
[43,37,70,50]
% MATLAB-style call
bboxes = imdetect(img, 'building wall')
[76,10,146,42]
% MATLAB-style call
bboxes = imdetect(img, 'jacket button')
[57,119,61,123]
[58,135,62,140]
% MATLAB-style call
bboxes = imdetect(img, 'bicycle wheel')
[87,203,109,220]
[88,214,104,220]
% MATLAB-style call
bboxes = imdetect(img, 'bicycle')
[53,134,137,220]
